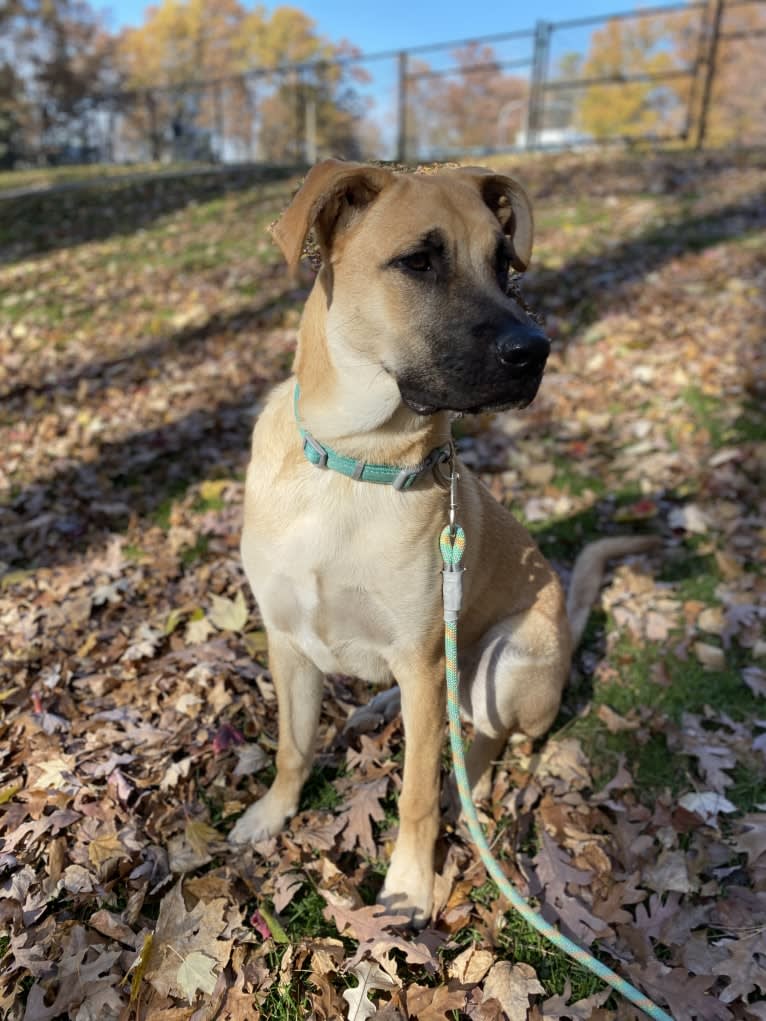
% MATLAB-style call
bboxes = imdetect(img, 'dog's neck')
[293,285,451,468]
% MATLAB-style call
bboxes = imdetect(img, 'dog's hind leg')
[459,609,569,800]
[229,634,324,845]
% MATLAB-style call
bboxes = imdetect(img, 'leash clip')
[448,465,459,536]
[394,442,452,491]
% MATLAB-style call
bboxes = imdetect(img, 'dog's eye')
[399,251,433,274]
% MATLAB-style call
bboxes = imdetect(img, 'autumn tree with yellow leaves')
[576,2,766,145]
[577,16,679,139]
[671,1,766,146]
[114,1,373,162]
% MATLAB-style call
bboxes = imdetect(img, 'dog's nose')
[495,324,550,373]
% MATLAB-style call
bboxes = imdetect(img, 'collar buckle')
[303,432,329,469]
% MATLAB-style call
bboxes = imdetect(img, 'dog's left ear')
[271,159,392,274]
[453,167,534,272]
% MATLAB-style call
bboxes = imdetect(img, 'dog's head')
[272,159,550,416]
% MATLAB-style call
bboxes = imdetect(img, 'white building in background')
[514,126,594,149]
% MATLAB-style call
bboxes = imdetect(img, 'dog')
[228,159,656,926]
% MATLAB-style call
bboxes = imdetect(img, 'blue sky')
[103,0,643,52]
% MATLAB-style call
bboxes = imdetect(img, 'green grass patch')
[551,455,606,498]
[0,161,178,192]
[495,907,610,1002]
[299,764,344,813]
[281,884,337,941]
[193,493,225,513]
[731,399,766,444]
[147,480,194,529]
[681,385,727,448]
[257,948,314,1020]
[180,535,210,567]
[566,632,764,804]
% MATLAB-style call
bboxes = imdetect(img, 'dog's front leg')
[229,633,323,845]
[379,658,444,927]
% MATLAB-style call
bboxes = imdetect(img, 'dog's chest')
[243,504,420,682]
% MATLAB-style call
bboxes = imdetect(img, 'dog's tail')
[567,536,661,648]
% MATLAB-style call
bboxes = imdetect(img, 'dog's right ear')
[271,159,392,274]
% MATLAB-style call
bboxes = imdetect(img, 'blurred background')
[1,0,764,172]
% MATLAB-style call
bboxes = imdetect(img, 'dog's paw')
[228,791,292,846]
[378,859,433,929]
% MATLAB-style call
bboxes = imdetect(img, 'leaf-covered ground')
[1,149,765,1021]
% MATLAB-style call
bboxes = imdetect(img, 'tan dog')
[229,160,654,925]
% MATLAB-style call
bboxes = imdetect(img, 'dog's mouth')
[398,372,544,416]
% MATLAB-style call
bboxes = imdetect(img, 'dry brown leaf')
[406,981,468,1020]
[146,881,234,1000]
[482,962,545,1020]
[447,945,495,985]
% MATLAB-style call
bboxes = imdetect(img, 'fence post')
[245,76,256,162]
[696,0,724,149]
[526,21,549,151]
[214,81,225,162]
[682,1,711,143]
[146,91,160,161]
[305,97,317,164]
[396,51,408,163]
[293,69,303,163]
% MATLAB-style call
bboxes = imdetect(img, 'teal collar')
[293,384,451,491]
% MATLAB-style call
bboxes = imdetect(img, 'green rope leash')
[439,522,674,1021]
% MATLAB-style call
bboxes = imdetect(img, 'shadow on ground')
[0,164,299,264]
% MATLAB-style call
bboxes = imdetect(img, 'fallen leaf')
[177,949,219,1001]
[342,960,398,1021]
[678,792,737,824]
[406,981,468,1020]
[447,945,494,985]
[87,831,126,868]
[482,961,545,1020]
[669,504,710,534]
[694,642,726,670]
[208,591,248,632]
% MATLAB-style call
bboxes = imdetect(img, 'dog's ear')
[271,159,392,273]
[454,167,534,272]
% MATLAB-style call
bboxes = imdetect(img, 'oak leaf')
[342,960,398,1021]
[540,979,610,1019]
[713,932,766,1003]
[337,775,388,856]
[323,895,442,970]
[482,962,545,1020]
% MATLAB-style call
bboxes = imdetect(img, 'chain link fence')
[10,0,766,168]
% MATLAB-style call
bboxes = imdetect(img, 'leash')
[439,468,673,1021]
[292,392,673,1017]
